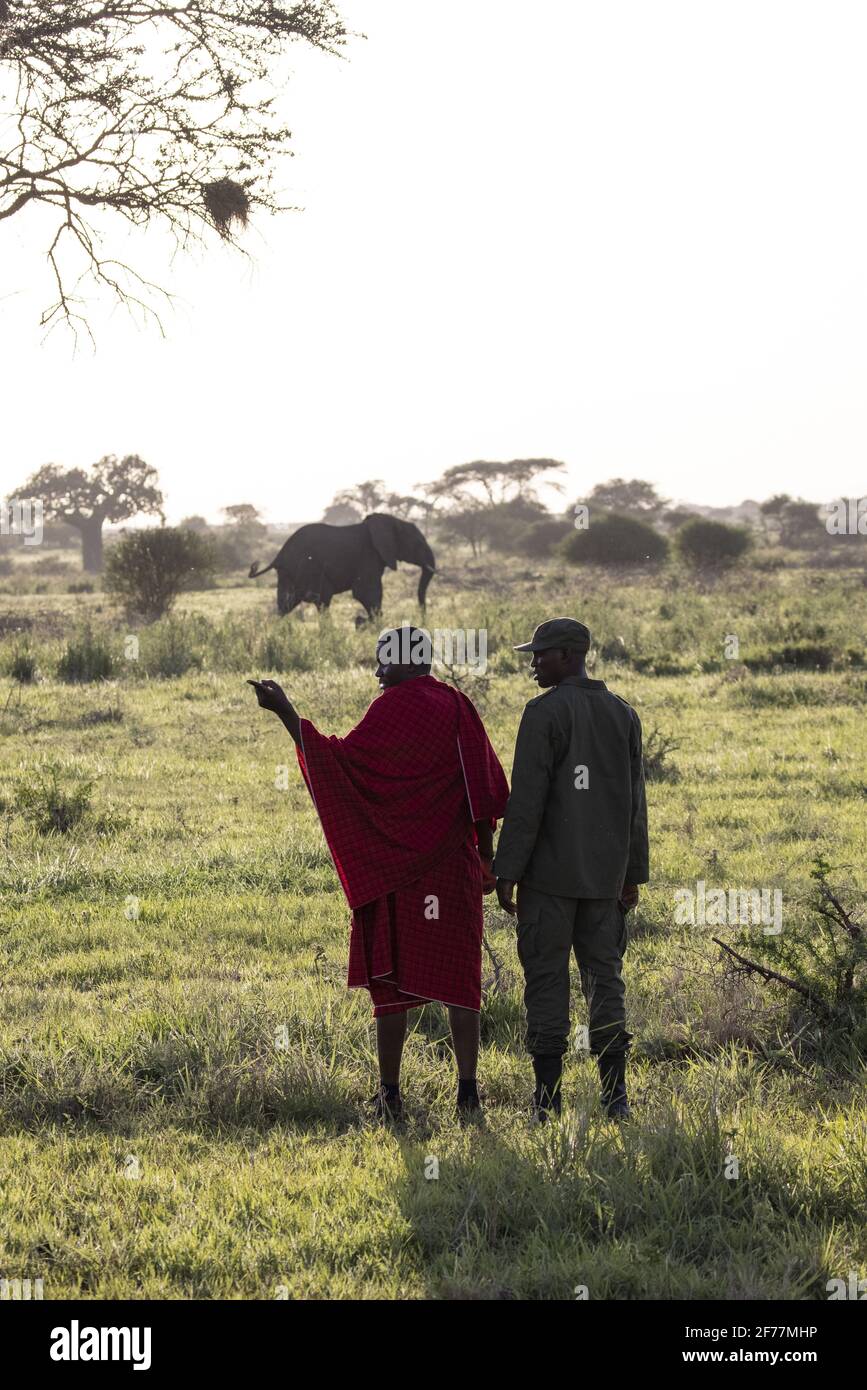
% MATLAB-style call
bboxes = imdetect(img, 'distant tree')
[179,515,212,534]
[759,493,792,543]
[779,501,824,550]
[215,503,267,571]
[10,455,163,572]
[586,478,666,521]
[222,503,266,537]
[321,501,362,526]
[331,480,388,516]
[104,526,215,619]
[760,493,792,515]
[0,0,349,338]
[438,504,489,557]
[660,506,697,532]
[519,518,574,557]
[675,518,752,568]
[384,492,433,522]
[483,497,551,553]
[423,459,565,509]
[561,513,669,566]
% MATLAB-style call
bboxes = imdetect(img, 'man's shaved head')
[376,626,433,687]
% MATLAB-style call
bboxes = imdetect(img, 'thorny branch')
[0,1,350,340]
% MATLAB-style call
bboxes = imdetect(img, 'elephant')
[248,513,436,620]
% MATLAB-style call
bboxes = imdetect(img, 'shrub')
[519,519,574,557]
[138,615,207,677]
[31,555,73,577]
[713,857,867,1055]
[56,626,116,682]
[779,501,825,550]
[743,642,834,672]
[14,762,94,834]
[104,527,216,620]
[479,499,553,555]
[674,518,752,568]
[67,580,94,594]
[5,644,38,683]
[642,726,681,782]
[560,513,669,566]
[79,705,124,726]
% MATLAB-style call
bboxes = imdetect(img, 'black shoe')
[457,1096,484,1126]
[531,1054,563,1123]
[456,1079,482,1120]
[530,1093,562,1124]
[371,1084,403,1123]
[598,1053,630,1121]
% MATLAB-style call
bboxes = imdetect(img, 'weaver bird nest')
[203,179,251,238]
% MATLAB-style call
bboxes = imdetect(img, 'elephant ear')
[364,513,399,570]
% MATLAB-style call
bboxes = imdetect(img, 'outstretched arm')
[247,679,301,746]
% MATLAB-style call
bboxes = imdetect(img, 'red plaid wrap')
[296,675,508,1014]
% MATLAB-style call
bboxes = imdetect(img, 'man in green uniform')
[494,618,649,1121]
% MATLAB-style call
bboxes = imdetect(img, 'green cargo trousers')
[515,884,633,1060]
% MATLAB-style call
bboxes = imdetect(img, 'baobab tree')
[11,455,164,571]
[0,1,350,339]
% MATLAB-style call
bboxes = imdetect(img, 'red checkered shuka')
[296,675,509,1014]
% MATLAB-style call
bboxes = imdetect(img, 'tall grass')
[0,552,864,1298]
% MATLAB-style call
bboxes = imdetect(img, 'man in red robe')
[249,626,508,1120]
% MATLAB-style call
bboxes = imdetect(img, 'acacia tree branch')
[0,0,352,336]
[711,937,823,1008]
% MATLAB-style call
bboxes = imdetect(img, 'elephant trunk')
[417,565,435,609]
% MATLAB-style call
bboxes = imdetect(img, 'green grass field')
[1,552,865,1299]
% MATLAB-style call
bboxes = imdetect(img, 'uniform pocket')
[617,901,629,957]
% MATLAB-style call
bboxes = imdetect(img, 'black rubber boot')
[598,1052,630,1121]
[531,1054,563,1122]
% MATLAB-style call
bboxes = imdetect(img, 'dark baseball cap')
[514,617,591,653]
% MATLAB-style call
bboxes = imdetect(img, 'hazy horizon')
[2,0,866,524]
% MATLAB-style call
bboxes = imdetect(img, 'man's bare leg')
[376,1011,408,1086]
[448,1006,481,1112]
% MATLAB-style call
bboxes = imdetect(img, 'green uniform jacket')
[493,676,649,898]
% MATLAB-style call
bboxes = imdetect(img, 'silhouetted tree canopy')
[778,501,824,550]
[587,478,666,520]
[10,455,163,571]
[0,0,349,338]
[332,480,387,514]
[321,500,362,526]
[222,503,266,535]
[423,459,565,508]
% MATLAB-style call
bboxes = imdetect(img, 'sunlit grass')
[0,553,865,1298]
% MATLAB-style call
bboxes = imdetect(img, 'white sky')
[1,0,866,523]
